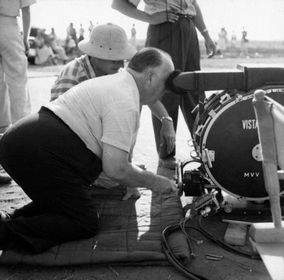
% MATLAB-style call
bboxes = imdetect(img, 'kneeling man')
[0,47,177,253]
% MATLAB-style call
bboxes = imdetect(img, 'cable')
[162,223,209,280]
[162,212,261,278]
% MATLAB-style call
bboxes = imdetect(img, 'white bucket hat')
[78,23,136,60]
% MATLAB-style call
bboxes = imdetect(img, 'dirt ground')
[1,56,284,279]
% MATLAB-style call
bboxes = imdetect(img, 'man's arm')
[148,101,175,154]
[50,61,80,101]
[192,0,216,57]
[111,0,179,24]
[102,143,177,194]
[21,6,31,55]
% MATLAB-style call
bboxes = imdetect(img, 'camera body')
[174,65,284,212]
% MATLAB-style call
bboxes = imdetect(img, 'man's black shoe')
[0,173,12,185]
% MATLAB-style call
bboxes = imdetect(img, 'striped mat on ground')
[0,183,186,266]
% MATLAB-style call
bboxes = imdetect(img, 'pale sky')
[30,0,284,41]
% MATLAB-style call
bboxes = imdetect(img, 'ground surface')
[1,56,284,279]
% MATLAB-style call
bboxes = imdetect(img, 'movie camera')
[169,64,284,218]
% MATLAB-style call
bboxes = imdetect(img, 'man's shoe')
[0,209,11,221]
[158,157,177,170]
[0,173,12,185]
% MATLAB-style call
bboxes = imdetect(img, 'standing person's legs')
[0,108,102,253]
[0,18,13,182]
[0,17,31,126]
[146,18,200,160]
[146,22,180,160]
[0,60,11,133]
[180,19,204,134]
[0,22,11,133]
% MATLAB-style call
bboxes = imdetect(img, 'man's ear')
[144,68,154,87]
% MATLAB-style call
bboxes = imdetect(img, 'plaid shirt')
[50,54,96,101]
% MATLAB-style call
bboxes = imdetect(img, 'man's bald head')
[127,47,172,73]
[127,47,174,105]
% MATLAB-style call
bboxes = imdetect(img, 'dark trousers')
[0,107,102,253]
[145,17,204,158]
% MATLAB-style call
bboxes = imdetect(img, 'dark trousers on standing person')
[0,107,102,253]
[145,16,204,159]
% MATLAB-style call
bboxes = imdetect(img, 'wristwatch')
[160,116,173,122]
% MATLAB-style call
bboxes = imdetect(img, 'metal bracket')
[202,149,215,168]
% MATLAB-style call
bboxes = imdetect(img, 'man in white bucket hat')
[50,23,176,200]
[50,23,136,101]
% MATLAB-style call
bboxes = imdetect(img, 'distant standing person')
[217,27,228,56]
[0,0,36,184]
[49,27,68,63]
[78,24,85,42]
[230,31,237,49]
[130,23,137,48]
[88,20,94,36]
[65,35,76,55]
[240,27,249,57]
[67,22,77,48]
[112,0,216,168]
[229,31,237,56]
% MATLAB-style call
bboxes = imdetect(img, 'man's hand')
[23,38,30,56]
[160,178,178,195]
[151,176,178,195]
[149,10,179,25]
[160,119,175,154]
[204,36,216,58]
[122,187,141,200]
[103,143,177,196]
[112,0,179,25]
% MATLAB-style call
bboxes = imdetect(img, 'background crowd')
[27,21,254,67]
[216,26,249,57]
[27,20,138,66]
